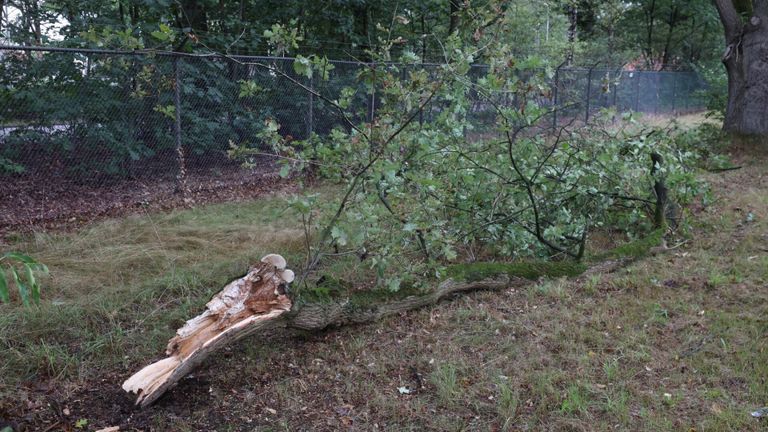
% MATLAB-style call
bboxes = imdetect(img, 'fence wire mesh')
[0,46,706,232]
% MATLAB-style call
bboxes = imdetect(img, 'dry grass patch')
[0,193,306,390]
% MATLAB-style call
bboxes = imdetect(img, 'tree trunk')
[0,0,5,35]
[643,0,657,67]
[659,6,680,69]
[353,5,371,61]
[449,0,460,34]
[716,0,768,135]
[118,0,125,26]
[567,4,578,65]
[123,267,529,408]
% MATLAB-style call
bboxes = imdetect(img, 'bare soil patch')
[0,159,291,240]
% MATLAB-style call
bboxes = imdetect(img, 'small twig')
[666,239,689,250]
[41,421,62,432]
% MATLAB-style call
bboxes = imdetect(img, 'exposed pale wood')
[122,254,293,407]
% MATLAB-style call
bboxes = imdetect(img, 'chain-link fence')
[0,46,706,232]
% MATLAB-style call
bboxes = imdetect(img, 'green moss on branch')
[591,228,665,261]
[446,261,587,283]
[296,228,665,313]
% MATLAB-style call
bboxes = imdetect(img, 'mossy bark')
[286,230,664,331]
[286,261,587,331]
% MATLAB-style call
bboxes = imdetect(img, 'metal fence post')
[634,71,641,112]
[368,62,376,124]
[585,67,593,123]
[419,64,424,126]
[654,73,660,114]
[307,74,314,138]
[552,65,560,130]
[671,73,677,114]
[173,56,187,196]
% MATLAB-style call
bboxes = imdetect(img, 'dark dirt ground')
[0,161,290,240]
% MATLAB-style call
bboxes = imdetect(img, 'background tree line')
[0,0,725,178]
[2,0,723,68]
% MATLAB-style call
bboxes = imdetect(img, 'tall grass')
[0,194,306,389]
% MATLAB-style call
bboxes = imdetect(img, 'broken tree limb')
[122,254,294,408]
[124,272,522,407]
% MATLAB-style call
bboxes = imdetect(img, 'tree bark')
[124,270,528,408]
[567,3,578,65]
[660,6,680,69]
[449,0,461,34]
[0,0,5,35]
[644,0,657,67]
[177,0,209,32]
[715,0,768,135]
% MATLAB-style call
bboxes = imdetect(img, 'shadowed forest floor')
[1,140,766,431]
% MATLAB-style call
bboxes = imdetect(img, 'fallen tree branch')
[123,238,651,407]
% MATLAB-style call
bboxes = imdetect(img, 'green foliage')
[293,55,335,80]
[733,0,754,17]
[0,252,48,306]
[695,63,729,118]
[672,122,731,173]
[577,0,722,68]
[238,80,263,98]
[560,383,591,414]
[0,50,308,177]
[1,0,721,71]
[264,20,303,56]
[0,155,25,174]
[1,0,719,178]
[150,23,176,44]
[593,228,665,261]
[228,12,708,294]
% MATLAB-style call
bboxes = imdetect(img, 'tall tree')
[714,0,768,134]
[448,0,460,33]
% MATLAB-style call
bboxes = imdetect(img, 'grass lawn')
[0,194,306,388]
[1,141,766,431]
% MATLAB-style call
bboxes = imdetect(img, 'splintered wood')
[122,254,294,407]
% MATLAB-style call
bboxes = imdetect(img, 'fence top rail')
[0,45,698,73]
[0,45,367,66]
